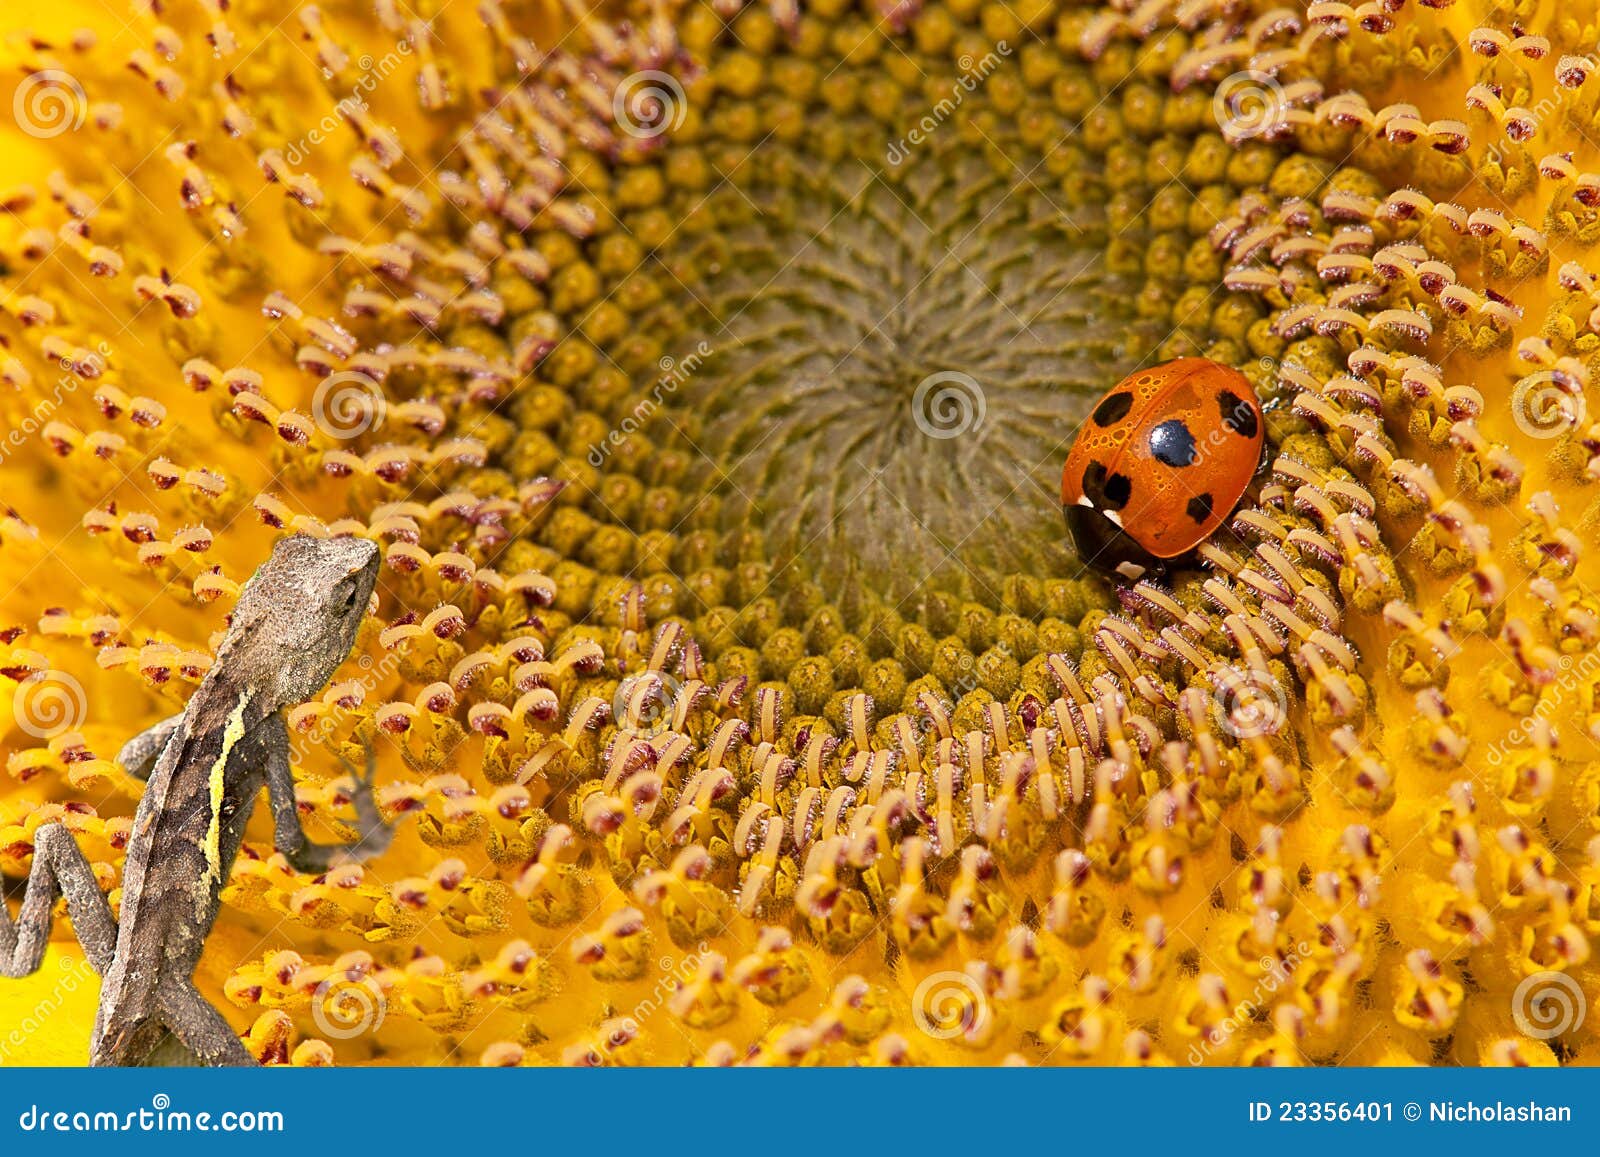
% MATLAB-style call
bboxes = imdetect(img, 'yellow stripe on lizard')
[198,690,252,915]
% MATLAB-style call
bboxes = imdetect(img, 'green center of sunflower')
[684,149,1142,597]
[645,44,1164,601]
[580,13,1257,619]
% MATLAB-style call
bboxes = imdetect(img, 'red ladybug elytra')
[1061,357,1265,579]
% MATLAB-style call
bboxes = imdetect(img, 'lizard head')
[218,534,381,708]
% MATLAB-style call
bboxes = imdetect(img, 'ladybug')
[1061,357,1265,580]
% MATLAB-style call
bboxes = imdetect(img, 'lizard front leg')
[0,824,118,977]
[116,711,185,781]
[263,714,395,873]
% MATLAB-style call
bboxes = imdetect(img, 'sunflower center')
[663,131,1150,599]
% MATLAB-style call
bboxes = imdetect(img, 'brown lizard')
[0,533,396,1065]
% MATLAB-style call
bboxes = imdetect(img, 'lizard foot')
[342,743,396,861]
[283,743,397,874]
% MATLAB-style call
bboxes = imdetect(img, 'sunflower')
[0,0,1596,1067]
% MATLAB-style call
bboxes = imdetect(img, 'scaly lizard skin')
[0,534,395,1065]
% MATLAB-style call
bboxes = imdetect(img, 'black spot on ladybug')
[1091,391,1134,427]
[1081,462,1132,510]
[1219,390,1258,439]
[1186,493,1214,524]
[1081,461,1107,502]
[1148,419,1198,467]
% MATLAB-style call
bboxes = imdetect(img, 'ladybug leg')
[1251,431,1273,480]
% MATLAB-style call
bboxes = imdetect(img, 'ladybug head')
[1063,502,1163,582]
